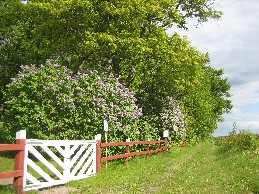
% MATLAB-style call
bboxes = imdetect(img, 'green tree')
[0,0,222,97]
[0,0,230,142]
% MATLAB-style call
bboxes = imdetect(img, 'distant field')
[0,139,258,194]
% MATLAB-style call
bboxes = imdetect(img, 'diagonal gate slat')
[24,139,97,191]
[27,145,64,179]
[71,144,93,176]
[53,145,66,157]
[25,172,41,186]
[78,153,93,176]
[27,158,54,182]
[78,144,95,176]
[39,145,65,169]
[70,144,88,167]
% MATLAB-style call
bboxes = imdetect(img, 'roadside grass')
[68,139,258,194]
[0,152,15,172]
[1,139,258,194]
[0,152,16,194]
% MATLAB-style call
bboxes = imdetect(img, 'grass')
[1,139,258,194]
[68,139,258,194]
[0,152,17,194]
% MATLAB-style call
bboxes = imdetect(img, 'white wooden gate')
[23,139,97,191]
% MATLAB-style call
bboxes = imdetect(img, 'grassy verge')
[68,139,258,194]
[0,152,16,194]
[1,139,258,193]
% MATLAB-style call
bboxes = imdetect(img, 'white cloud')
[230,81,259,106]
[168,0,259,136]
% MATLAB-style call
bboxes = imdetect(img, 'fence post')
[125,138,130,165]
[163,130,169,152]
[164,138,168,152]
[146,139,150,159]
[95,134,102,173]
[157,138,161,154]
[13,130,26,194]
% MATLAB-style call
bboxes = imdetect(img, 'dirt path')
[0,178,78,194]
[0,178,13,186]
[38,186,79,194]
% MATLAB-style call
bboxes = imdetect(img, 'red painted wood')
[96,140,102,173]
[0,144,24,151]
[164,138,168,151]
[101,148,165,162]
[157,140,161,155]
[98,138,169,172]
[125,145,130,165]
[101,140,165,147]
[146,142,150,159]
[0,170,22,179]
[13,139,26,194]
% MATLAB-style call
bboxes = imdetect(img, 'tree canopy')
[0,0,231,142]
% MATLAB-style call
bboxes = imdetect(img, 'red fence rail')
[0,130,26,194]
[96,138,169,172]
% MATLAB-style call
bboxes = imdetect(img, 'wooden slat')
[39,145,65,169]
[27,158,54,182]
[70,144,88,167]
[0,170,22,179]
[77,155,93,176]
[101,140,165,148]
[0,144,24,151]
[101,153,127,162]
[27,145,64,180]
[101,150,148,162]
[71,145,93,176]
[24,172,41,186]
[101,147,165,163]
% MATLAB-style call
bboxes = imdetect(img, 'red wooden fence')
[0,130,26,194]
[0,130,185,192]
[96,138,169,172]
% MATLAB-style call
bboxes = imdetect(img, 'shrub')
[160,96,186,141]
[215,123,258,151]
[1,61,151,143]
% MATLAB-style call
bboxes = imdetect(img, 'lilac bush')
[1,61,148,142]
[160,96,186,141]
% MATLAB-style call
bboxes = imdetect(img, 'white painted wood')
[70,144,88,166]
[23,141,29,188]
[39,145,65,169]
[92,144,97,174]
[70,145,93,176]
[27,145,64,179]
[77,154,93,176]
[24,139,97,191]
[95,134,102,140]
[16,130,26,139]
[25,172,41,186]
[27,158,54,182]
[53,145,66,157]
[63,143,70,182]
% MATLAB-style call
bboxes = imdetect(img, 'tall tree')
[0,0,230,141]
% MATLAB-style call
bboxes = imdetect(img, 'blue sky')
[168,0,259,136]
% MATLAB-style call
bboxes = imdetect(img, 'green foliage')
[215,123,258,151]
[0,0,231,144]
[1,61,150,143]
